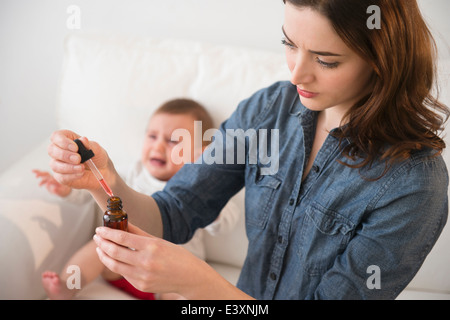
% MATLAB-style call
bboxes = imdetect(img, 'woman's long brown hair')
[284,0,450,177]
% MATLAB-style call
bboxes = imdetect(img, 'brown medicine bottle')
[104,196,128,231]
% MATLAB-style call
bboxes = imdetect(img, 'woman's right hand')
[47,130,114,191]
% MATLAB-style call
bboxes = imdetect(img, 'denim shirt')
[153,81,448,300]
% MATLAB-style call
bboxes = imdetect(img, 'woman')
[48,0,449,299]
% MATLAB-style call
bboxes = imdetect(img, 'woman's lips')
[297,88,319,99]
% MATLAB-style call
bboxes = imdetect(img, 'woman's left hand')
[93,223,219,298]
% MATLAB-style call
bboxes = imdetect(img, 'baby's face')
[141,112,198,181]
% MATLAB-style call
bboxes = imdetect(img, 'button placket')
[266,170,303,298]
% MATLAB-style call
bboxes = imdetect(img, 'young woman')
[48,0,449,299]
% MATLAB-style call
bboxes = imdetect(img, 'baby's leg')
[42,239,105,299]
[156,292,187,300]
[41,271,74,300]
[101,266,123,282]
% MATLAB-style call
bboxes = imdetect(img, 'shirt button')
[270,272,277,281]
[289,198,295,206]
[312,165,320,173]
[277,236,283,244]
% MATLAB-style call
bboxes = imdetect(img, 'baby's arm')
[33,169,94,204]
[33,169,72,197]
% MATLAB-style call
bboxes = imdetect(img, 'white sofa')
[1,33,449,300]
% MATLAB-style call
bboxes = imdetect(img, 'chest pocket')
[297,202,355,276]
[245,166,282,229]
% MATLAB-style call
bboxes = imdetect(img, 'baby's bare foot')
[42,271,76,300]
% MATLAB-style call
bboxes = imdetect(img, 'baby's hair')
[153,98,214,146]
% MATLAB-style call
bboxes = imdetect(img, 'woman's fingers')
[127,222,152,237]
[47,129,115,192]
[94,227,152,254]
[49,158,84,174]
[50,160,85,186]
[48,130,84,178]
[94,244,156,293]
[50,129,80,152]
[48,143,81,166]
[93,227,159,291]
[93,225,214,295]
[93,234,135,262]
[95,246,136,277]
[47,131,86,183]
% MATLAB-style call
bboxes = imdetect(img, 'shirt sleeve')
[313,154,448,299]
[204,197,241,236]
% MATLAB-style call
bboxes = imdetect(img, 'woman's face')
[283,3,374,120]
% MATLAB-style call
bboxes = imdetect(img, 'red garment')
[108,278,155,300]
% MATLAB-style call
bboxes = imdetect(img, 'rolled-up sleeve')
[152,153,245,244]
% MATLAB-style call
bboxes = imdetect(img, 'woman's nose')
[290,54,315,86]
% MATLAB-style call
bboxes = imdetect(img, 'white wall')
[0,0,449,173]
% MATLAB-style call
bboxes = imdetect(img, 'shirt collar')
[288,90,318,128]
[287,84,351,144]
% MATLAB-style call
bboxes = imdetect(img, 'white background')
[1,0,449,173]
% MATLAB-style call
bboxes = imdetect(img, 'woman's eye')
[316,57,339,69]
[281,38,296,50]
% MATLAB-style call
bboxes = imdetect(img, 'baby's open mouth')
[150,158,166,167]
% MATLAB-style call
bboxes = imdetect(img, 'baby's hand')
[32,169,72,197]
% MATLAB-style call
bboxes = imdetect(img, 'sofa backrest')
[57,33,291,170]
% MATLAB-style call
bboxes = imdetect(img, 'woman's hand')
[47,130,114,192]
[93,223,211,297]
[93,223,252,299]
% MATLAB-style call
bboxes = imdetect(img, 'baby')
[34,98,239,300]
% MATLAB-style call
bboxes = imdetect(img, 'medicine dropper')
[74,139,114,197]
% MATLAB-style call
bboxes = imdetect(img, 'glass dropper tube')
[74,139,114,197]
[85,159,114,197]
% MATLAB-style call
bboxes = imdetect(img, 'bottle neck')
[107,196,123,212]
